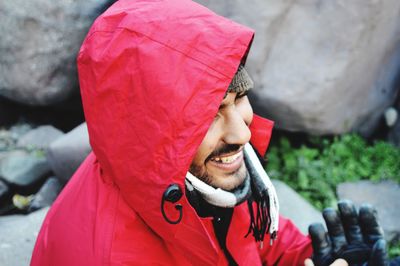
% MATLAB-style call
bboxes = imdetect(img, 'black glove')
[308,200,397,266]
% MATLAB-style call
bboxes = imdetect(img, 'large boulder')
[0,0,115,106]
[195,0,400,135]
[47,123,91,183]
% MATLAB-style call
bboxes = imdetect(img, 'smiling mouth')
[210,151,242,163]
[208,149,244,173]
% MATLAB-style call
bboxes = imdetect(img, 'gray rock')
[384,107,398,127]
[0,150,50,186]
[0,0,114,106]
[0,207,49,266]
[29,177,62,212]
[47,123,91,182]
[9,123,33,142]
[0,130,15,151]
[337,180,400,242]
[17,125,64,150]
[195,0,400,135]
[272,179,324,234]
[0,179,10,203]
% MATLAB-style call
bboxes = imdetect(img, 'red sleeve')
[259,216,313,266]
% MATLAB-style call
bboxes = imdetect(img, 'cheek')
[192,122,222,165]
[238,98,253,125]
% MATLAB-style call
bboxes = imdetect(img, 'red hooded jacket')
[31,0,312,265]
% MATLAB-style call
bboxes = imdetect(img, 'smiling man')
[30,1,311,263]
[30,0,392,265]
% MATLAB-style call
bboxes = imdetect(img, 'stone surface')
[29,177,62,212]
[272,179,324,234]
[9,123,33,141]
[195,0,400,135]
[47,123,91,182]
[337,180,400,242]
[0,0,115,106]
[0,207,49,266]
[0,130,14,152]
[0,150,50,186]
[17,125,64,150]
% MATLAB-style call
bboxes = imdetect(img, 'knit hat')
[227,65,254,93]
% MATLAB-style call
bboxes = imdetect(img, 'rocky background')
[0,0,399,265]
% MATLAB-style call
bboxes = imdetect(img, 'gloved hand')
[308,200,394,266]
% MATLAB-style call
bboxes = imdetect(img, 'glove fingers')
[323,208,347,254]
[309,223,331,252]
[309,223,334,266]
[359,204,384,246]
[338,200,363,244]
[368,238,388,266]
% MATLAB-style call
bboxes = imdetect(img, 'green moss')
[389,240,400,259]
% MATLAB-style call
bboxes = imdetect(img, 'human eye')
[213,111,222,123]
[235,91,248,101]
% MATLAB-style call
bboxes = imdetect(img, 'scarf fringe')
[244,143,279,247]
[245,190,271,242]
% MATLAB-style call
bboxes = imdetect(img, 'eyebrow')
[236,91,248,98]
[218,91,249,110]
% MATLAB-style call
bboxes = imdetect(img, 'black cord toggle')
[161,184,183,224]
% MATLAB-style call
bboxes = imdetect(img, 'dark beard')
[188,163,214,187]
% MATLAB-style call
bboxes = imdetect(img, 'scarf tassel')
[245,189,271,247]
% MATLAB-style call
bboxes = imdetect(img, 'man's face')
[190,92,253,191]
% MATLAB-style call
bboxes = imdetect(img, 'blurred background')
[0,0,399,264]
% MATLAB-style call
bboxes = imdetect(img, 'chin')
[213,165,247,191]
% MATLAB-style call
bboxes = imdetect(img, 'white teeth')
[213,152,241,164]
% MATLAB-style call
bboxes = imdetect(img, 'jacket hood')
[78,0,273,263]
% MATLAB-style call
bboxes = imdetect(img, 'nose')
[222,108,252,145]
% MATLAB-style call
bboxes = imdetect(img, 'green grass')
[389,241,400,258]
